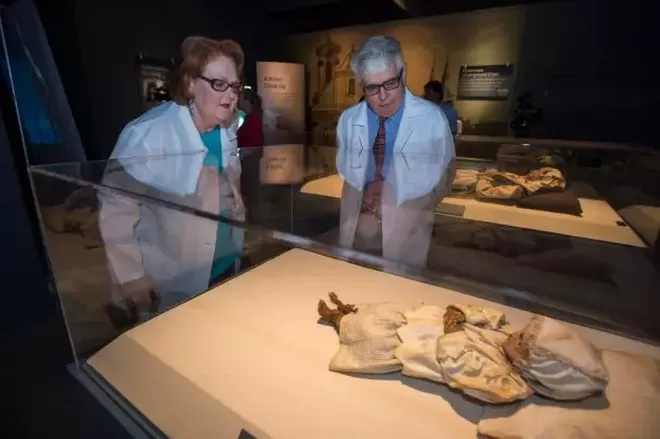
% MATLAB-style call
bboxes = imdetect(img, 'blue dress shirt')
[365,99,405,184]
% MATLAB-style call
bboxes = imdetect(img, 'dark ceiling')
[262,0,556,34]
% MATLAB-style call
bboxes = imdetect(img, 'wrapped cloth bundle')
[318,297,614,408]
[396,304,531,404]
[475,167,566,201]
[443,304,506,334]
[318,292,409,374]
[436,324,533,403]
[502,315,610,400]
[452,169,481,193]
[478,350,660,439]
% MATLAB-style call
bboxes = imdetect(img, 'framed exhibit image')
[136,55,174,110]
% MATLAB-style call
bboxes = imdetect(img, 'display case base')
[68,363,165,439]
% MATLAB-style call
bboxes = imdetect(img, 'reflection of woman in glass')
[99,36,246,316]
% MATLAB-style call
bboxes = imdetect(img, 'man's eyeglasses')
[200,76,243,94]
[362,69,403,97]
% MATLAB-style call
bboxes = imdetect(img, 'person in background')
[99,36,246,317]
[424,80,458,135]
[237,88,264,223]
[336,35,455,268]
[237,88,264,148]
[510,90,543,137]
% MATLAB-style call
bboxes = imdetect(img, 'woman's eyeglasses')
[362,69,403,97]
[200,76,243,94]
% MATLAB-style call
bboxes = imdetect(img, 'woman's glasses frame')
[200,76,244,94]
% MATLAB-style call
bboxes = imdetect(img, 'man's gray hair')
[350,35,405,81]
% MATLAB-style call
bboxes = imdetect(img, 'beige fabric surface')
[475,175,523,200]
[478,350,660,439]
[503,316,610,400]
[330,302,411,374]
[395,334,446,383]
[396,306,531,405]
[452,304,506,330]
[396,305,447,382]
[404,305,445,326]
[437,325,532,404]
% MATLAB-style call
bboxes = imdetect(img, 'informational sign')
[256,62,305,134]
[259,144,305,185]
[457,64,514,101]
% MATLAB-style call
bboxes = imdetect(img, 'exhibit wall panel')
[281,5,526,143]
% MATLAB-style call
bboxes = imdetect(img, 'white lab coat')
[336,89,455,267]
[98,102,243,306]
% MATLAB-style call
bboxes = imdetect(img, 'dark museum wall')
[40,0,279,160]
[0,120,52,333]
[282,0,653,145]
[514,0,654,144]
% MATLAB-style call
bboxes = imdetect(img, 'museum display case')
[30,143,660,439]
[302,139,660,338]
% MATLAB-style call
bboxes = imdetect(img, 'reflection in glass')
[29,134,660,365]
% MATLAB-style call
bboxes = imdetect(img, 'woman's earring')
[188,99,196,115]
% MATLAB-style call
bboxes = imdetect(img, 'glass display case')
[30,141,660,439]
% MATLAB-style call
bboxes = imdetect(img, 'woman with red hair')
[100,36,247,318]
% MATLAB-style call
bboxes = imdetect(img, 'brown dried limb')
[318,292,358,332]
[329,291,357,314]
[318,300,344,331]
[443,306,467,334]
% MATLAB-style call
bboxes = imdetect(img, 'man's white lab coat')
[336,90,455,267]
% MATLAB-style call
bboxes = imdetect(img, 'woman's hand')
[119,275,155,311]
[362,179,384,220]
[229,183,246,220]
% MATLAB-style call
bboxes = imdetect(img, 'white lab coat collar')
[352,88,425,126]
[350,88,425,154]
[175,103,238,155]
[112,102,239,197]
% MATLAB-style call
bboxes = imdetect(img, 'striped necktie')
[373,116,387,181]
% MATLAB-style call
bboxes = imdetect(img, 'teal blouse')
[200,127,237,283]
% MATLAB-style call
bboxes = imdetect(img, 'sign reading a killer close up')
[457,64,514,101]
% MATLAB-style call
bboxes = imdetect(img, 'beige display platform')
[300,174,646,247]
[88,250,659,439]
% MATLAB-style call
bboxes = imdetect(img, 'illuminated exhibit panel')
[88,250,660,439]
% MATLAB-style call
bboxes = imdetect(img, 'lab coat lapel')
[176,103,207,153]
[174,104,207,195]
[347,102,370,189]
[392,89,421,153]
